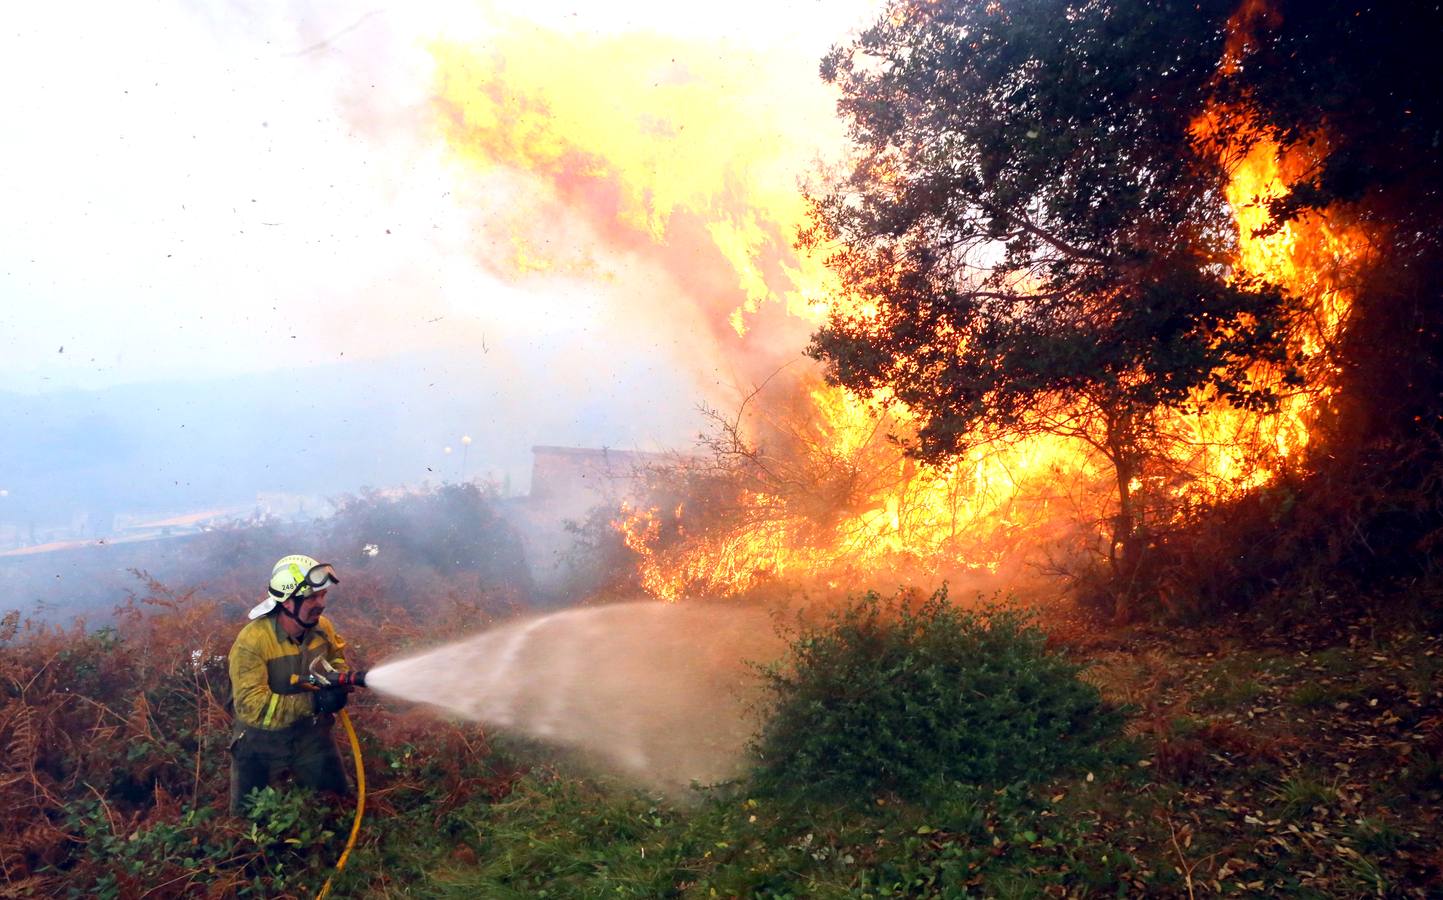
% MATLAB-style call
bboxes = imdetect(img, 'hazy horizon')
[1,0,881,543]
[0,345,709,539]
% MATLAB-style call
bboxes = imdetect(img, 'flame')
[1164,118,1362,498]
[430,28,841,352]
[1177,0,1373,497]
[613,387,1114,602]
[431,8,1368,601]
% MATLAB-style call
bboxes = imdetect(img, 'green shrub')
[58,788,338,898]
[750,588,1124,800]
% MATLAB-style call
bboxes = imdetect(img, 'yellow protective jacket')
[228,613,349,731]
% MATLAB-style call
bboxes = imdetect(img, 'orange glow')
[1179,0,1373,499]
[430,29,841,347]
[432,10,1367,601]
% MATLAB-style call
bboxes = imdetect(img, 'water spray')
[281,600,780,897]
[363,601,784,792]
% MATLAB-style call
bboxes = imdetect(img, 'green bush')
[751,588,1124,800]
[58,788,338,898]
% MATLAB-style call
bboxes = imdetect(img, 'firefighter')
[227,554,354,814]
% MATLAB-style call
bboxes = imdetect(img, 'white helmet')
[246,554,340,620]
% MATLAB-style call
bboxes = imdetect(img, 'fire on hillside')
[429,3,1369,603]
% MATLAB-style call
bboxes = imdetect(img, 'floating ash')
[365,601,785,792]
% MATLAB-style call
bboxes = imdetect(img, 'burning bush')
[750,588,1124,801]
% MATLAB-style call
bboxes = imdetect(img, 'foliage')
[171,482,536,640]
[4,548,1443,895]
[0,547,517,896]
[1218,1,1443,254]
[432,770,1139,899]
[805,0,1443,614]
[414,606,1443,898]
[556,503,645,600]
[809,0,1289,439]
[1145,439,1443,620]
[617,390,941,600]
[429,773,686,898]
[750,588,1124,799]
[1293,0,1443,600]
[328,481,532,591]
[805,0,1297,586]
[58,788,337,899]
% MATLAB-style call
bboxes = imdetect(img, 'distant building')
[510,445,683,593]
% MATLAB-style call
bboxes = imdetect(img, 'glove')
[313,685,349,714]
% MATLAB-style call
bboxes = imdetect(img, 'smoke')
[366,600,786,792]
[2,0,889,613]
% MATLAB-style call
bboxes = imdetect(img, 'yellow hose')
[317,709,365,900]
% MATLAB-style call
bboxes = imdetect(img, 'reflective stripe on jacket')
[228,614,348,731]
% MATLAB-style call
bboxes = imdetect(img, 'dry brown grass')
[0,570,524,895]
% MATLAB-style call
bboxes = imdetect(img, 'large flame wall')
[429,12,1368,601]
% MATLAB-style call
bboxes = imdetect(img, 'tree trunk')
[1103,406,1147,622]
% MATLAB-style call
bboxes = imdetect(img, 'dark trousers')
[229,716,348,814]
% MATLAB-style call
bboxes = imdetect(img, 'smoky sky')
[0,345,701,530]
[0,0,880,537]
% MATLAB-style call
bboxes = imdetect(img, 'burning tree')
[428,1,1441,613]
[807,0,1290,604]
[806,0,1443,611]
[618,373,1110,602]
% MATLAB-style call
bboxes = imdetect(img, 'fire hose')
[316,707,365,900]
[293,663,369,900]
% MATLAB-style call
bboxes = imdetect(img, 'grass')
[1402,652,1443,697]
[425,774,1147,898]
[412,605,1443,898]
[1194,655,1270,710]
[1308,647,1356,674]
[1268,771,1339,818]
[1290,681,1329,707]
[16,583,1440,898]
[1347,816,1405,855]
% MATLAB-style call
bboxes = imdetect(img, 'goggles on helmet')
[270,562,340,602]
[302,563,339,591]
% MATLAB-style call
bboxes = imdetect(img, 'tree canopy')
[806,0,1443,594]
[807,0,1294,461]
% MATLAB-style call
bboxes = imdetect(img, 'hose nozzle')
[306,656,368,688]
[335,669,367,688]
